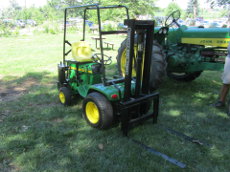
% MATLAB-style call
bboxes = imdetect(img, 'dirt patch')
[0,159,21,172]
[51,118,64,123]
[0,110,10,122]
[0,77,39,102]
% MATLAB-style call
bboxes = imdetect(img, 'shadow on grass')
[152,71,230,171]
[0,70,143,171]
[0,71,86,171]
[1,70,230,171]
[0,72,53,102]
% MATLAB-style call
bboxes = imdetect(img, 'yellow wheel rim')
[120,46,137,77]
[85,101,100,124]
[59,91,66,104]
[121,50,127,77]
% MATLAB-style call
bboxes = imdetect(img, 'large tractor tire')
[116,39,167,90]
[167,71,203,82]
[82,92,114,129]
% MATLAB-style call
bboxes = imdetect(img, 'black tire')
[82,92,114,129]
[116,39,167,91]
[59,87,72,106]
[150,41,167,90]
[167,71,203,82]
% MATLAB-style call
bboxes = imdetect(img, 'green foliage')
[43,21,61,34]
[0,0,159,30]
[0,24,12,37]
[186,0,199,18]
[0,1,64,25]
[207,0,230,26]
[207,0,230,6]
[164,2,182,17]
[50,0,158,19]
[0,21,19,37]
[102,23,117,31]
[220,8,230,17]
[112,0,157,17]
[12,27,20,36]
[15,7,46,24]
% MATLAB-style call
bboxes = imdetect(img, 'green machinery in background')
[117,10,230,83]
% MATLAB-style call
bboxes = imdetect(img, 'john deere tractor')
[57,4,160,135]
[117,10,230,83]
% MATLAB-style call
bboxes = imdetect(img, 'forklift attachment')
[119,19,160,135]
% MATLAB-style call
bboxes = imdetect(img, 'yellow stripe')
[70,67,92,74]
[181,38,230,47]
[70,67,77,70]
[78,68,92,74]
[78,68,84,72]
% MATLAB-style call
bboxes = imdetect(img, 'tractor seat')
[72,41,93,62]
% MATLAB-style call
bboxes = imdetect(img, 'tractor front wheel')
[167,71,203,82]
[59,87,72,106]
[83,92,114,129]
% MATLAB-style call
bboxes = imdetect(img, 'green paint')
[66,60,134,100]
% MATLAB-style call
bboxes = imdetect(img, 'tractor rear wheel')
[116,40,167,91]
[83,92,114,129]
[59,87,72,106]
[167,71,203,82]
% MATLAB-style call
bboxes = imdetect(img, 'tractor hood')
[178,26,230,47]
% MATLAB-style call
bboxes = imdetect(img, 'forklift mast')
[120,19,159,135]
[123,19,154,100]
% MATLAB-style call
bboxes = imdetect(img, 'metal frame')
[63,4,129,85]
[119,19,159,135]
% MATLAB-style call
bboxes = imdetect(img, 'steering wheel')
[165,10,181,27]
[92,53,112,65]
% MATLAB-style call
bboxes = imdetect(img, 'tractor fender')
[87,82,135,102]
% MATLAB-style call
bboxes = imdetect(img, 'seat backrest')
[72,41,92,62]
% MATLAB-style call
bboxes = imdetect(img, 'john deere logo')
[181,38,230,47]
[200,40,213,44]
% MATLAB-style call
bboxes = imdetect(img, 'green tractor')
[57,4,160,135]
[117,10,230,82]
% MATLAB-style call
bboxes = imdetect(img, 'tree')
[164,2,181,17]
[0,0,22,19]
[186,0,199,18]
[115,0,158,17]
[9,0,22,11]
[207,0,230,6]
[60,0,158,18]
[207,0,230,26]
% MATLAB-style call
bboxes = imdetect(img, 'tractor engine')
[164,25,230,81]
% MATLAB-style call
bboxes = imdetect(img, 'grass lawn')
[0,32,230,172]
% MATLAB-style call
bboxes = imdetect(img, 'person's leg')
[219,84,230,103]
[214,54,230,107]
[212,84,230,108]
